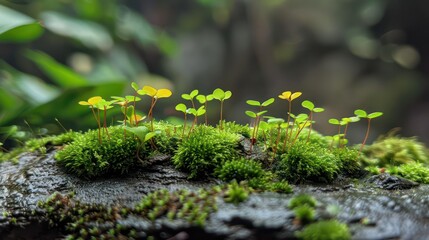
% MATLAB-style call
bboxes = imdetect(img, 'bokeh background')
[1,0,428,147]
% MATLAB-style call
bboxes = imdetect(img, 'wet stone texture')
[1,151,429,239]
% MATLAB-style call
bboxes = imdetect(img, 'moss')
[332,147,363,177]
[296,220,351,240]
[222,121,251,138]
[172,125,240,179]
[362,136,429,167]
[387,162,429,184]
[215,157,265,182]
[294,205,316,224]
[264,180,293,193]
[288,194,318,209]
[276,142,340,183]
[150,121,180,155]
[224,180,250,205]
[55,126,143,179]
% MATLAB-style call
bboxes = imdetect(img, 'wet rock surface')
[1,151,429,239]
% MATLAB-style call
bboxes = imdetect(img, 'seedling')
[245,98,274,151]
[278,91,302,150]
[212,88,232,130]
[188,106,206,136]
[301,100,325,144]
[354,109,383,152]
[124,126,157,163]
[95,99,116,139]
[175,103,188,138]
[138,86,172,131]
[131,82,144,125]
[182,90,199,123]
[289,113,310,148]
[196,94,214,125]
[267,118,285,158]
[78,96,102,143]
[339,116,360,147]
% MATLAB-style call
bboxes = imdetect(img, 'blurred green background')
[1,0,428,147]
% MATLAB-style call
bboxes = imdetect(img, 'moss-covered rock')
[215,157,265,182]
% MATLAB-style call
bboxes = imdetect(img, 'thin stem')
[204,101,208,125]
[133,94,138,126]
[282,101,292,151]
[91,107,101,144]
[273,125,281,158]
[123,104,128,139]
[191,99,197,124]
[341,123,349,148]
[306,112,313,144]
[103,106,110,140]
[220,100,224,130]
[182,113,187,138]
[360,119,371,152]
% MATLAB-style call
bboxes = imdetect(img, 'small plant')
[188,106,206,135]
[78,96,103,143]
[224,180,249,205]
[212,88,232,130]
[354,109,383,152]
[338,116,360,147]
[267,117,285,157]
[196,93,214,125]
[245,98,275,151]
[296,220,351,240]
[387,162,429,184]
[95,99,116,140]
[182,89,199,123]
[294,205,316,224]
[175,103,188,137]
[328,118,346,148]
[124,125,157,163]
[139,86,172,131]
[301,100,325,144]
[278,91,302,150]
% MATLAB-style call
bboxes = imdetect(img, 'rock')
[1,152,429,239]
[366,173,419,190]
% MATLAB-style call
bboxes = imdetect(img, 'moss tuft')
[55,126,143,178]
[224,180,250,204]
[276,142,340,183]
[362,136,429,167]
[172,125,240,179]
[387,162,429,184]
[296,220,351,240]
[332,147,363,177]
[288,194,318,209]
[294,205,316,224]
[215,157,265,182]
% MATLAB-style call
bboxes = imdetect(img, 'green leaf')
[190,89,199,98]
[188,108,197,115]
[206,94,214,101]
[124,126,150,142]
[313,107,325,113]
[354,109,367,118]
[349,116,360,122]
[0,5,44,42]
[196,95,206,104]
[175,103,187,113]
[301,100,314,111]
[261,98,275,107]
[26,50,88,88]
[181,94,191,100]
[245,111,257,118]
[224,91,232,100]
[41,11,113,50]
[258,121,269,130]
[256,110,268,116]
[144,131,157,142]
[196,106,206,116]
[267,118,284,124]
[368,112,383,119]
[131,82,139,91]
[212,88,225,100]
[328,119,340,125]
[246,100,261,106]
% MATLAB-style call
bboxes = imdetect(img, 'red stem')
[360,119,371,152]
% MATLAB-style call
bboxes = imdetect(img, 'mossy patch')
[55,126,143,179]
[296,220,351,240]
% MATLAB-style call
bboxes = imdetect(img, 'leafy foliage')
[55,126,143,178]
[172,125,240,179]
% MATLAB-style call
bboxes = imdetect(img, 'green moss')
[387,162,429,184]
[296,220,351,240]
[55,126,143,179]
[222,121,251,138]
[224,180,250,205]
[362,136,429,167]
[276,142,340,183]
[294,205,316,224]
[332,147,363,177]
[172,125,240,179]
[264,180,293,193]
[288,194,318,209]
[215,157,265,182]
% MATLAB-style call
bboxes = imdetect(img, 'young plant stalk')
[188,106,206,137]
[212,88,232,130]
[339,116,360,147]
[267,118,285,159]
[139,86,172,131]
[245,98,274,151]
[301,100,325,144]
[196,94,213,125]
[182,90,199,123]
[79,96,103,144]
[354,109,383,152]
[175,103,188,138]
[278,91,302,151]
